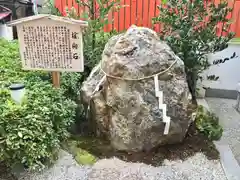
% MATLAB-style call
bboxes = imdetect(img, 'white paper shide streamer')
[88,75,106,111]
[90,74,171,135]
[88,74,171,135]
[154,75,171,135]
[89,59,176,135]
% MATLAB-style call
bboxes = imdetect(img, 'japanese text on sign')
[19,24,83,72]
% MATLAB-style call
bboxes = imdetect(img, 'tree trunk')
[90,0,96,50]
[185,68,198,105]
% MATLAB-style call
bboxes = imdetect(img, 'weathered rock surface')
[81,26,193,152]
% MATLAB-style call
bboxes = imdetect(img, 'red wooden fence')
[55,0,240,37]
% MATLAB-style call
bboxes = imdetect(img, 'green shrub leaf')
[0,38,77,170]
[195,105,223,141]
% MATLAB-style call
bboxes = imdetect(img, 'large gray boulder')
[81,26,193,152]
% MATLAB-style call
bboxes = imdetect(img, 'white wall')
[0,24,13,41]
[202,43,240,91]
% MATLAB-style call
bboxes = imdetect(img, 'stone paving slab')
[214,143,240,180]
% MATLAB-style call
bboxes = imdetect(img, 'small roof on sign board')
[7,14,88,27]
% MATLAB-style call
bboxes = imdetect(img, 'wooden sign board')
[7,14,88,72]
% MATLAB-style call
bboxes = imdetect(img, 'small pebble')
[8,151,226,180]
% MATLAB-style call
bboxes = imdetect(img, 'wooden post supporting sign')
[52,72,60,88]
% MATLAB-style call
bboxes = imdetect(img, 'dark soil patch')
[0,162,17,180]
[69,123,219,166]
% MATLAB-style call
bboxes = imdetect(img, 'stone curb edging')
[214,143,240,180]
[197,98,240,180]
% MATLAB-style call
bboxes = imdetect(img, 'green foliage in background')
[81,31,117,71]
[0,39,76,170]
[0,40,47,88]
[60,72,82,102]
[43,0,62,15]
[46,0,120,103]
[67,0,120,73]
[195,106,223,141]
[153,0,234,104]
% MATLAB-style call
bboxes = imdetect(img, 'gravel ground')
[15,151,92,180]
[12,150,226,180]
[206,98,240,164]
[89,153,226,180]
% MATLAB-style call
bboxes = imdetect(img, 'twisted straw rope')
[99,59,177,81]
[89,53,179,135]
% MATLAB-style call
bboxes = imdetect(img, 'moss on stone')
[64,128,219,167]
[75,148,97,165]
[64,139,98,165]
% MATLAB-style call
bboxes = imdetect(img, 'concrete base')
[205,88,237,99]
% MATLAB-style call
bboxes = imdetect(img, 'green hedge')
[0,39,77,170]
